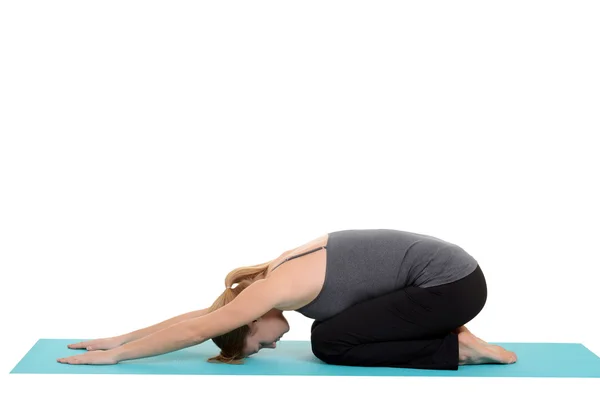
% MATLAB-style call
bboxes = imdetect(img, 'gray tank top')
[273,229,478,321]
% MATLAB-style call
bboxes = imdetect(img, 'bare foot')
[453,325,489,346]
[457,331,517,365]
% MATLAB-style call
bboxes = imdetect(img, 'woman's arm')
[67,308,210,350]
[61,278,289,364]
[119,308,210,344]
[109,318,204,362]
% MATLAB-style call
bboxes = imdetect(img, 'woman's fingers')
[67,337,123,351]
[67,341,90,349]
[67,339,103,350]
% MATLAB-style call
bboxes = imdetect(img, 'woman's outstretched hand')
[67,336,125,351]
[57,350,119,365]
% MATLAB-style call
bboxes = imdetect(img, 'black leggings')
[310,264,487,370]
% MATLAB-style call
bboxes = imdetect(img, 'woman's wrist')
[107,346,126,363]
[115,334,130,346]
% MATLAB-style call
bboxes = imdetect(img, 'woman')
[58,229,517,370]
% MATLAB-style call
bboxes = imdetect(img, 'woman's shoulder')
[267,233,329,272]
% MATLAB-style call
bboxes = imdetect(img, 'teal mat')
[11,339,600,378]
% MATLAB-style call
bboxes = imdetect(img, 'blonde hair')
[206,257,276,364]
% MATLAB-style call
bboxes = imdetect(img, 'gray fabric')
[296,229,478,321]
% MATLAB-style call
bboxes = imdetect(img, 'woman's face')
[243,310,290,357]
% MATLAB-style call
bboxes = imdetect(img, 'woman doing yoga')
[58,229,517,370]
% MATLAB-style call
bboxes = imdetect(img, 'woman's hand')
[57,350,119,365]
[67,336,126,351]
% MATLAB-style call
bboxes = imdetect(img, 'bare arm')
[119,308,210,344]
[109,279,288,362]
[110,318,203,362]
[67,308,211,350]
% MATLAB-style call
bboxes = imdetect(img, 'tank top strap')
[271,245,327,271]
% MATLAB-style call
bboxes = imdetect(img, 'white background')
[1,1,598,398]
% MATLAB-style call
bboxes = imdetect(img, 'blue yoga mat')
[11,339,600,378]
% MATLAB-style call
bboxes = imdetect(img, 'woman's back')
[274,229,479,321]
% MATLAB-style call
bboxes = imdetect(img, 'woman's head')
[206,258,289,364]
[243,309,290,357]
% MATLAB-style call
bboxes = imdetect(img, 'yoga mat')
[10,339,600,378]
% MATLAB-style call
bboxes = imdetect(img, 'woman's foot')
[453,325,488,346]
[457,330,517,366]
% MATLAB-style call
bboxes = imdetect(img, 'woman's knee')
[311,341,344,364]
[310,324,343,362]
